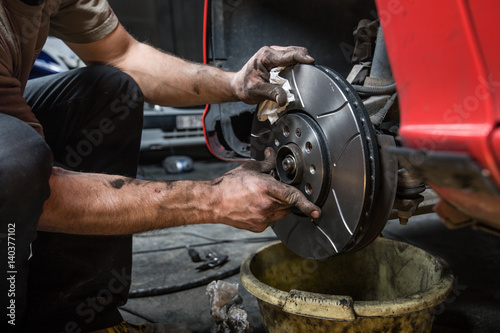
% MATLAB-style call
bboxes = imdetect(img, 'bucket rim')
[240,238,455,320]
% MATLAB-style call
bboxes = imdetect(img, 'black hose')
[133,236,278,255]
[352,83,396,95]
[134,231,277,243]
[128,266,240,298]
[119,306,157,323]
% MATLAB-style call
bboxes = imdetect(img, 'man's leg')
[23,65,144,332]
[0,114,52,332]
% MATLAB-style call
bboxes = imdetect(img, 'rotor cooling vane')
[251,64,396,260]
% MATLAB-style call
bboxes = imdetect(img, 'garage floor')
[122,155,500,332]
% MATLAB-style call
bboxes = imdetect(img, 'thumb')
[294,195,322,219]
[271,85,289,107]
[270,183,322,219]
[260,147,277,173]
[258,83,288,107]
[289,190,322,219]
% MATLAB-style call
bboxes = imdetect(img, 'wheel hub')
[273,113,331,207]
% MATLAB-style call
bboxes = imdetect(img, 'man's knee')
[0,114,52,224]
[69,66,145,155]
[43,66,145,176]
[78,65,144,121]
[0,138,52,210]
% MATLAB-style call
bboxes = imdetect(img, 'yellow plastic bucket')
[241,237,454,333]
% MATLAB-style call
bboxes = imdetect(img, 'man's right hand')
[38,149,320,235]
[210,148,321,232]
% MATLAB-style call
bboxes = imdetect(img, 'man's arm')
[65,23,314,107]
[39,149,320,235]
[51,23,320,235]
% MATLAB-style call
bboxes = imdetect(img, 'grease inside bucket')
[241,237,454,333]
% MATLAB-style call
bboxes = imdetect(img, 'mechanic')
[0,0,321,332]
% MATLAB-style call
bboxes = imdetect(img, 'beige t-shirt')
[0,0,119,136]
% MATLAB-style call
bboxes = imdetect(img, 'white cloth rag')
[257,67,295,124]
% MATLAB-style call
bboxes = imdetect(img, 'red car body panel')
[376,0,500,186]
[376,0,500,225]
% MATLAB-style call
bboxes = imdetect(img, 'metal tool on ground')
[186,245,203,262]
[195,249,229,271]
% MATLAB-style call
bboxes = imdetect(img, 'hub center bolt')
[282,155,296,174]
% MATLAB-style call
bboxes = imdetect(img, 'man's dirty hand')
[231,46,314,106]
[211,148,321,232]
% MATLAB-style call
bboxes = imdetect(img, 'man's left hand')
[231,46,314,106]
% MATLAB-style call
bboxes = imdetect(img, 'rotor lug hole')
[309,165,316,175]
[295,128,301,137]
[305,142,313,154]
[305,183,312,195]
[274,138,280,147]
[283,126,290,138]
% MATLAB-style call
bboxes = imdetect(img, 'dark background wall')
[107,0,205,63]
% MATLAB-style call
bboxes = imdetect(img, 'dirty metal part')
[393,195,425,225]
[352,19,379,64]
[346,62,371,85]
[434,198,500,236]
[433,199,474,229]
[364,95,390,116]
[370,93,398,128]
[364,76,393,87]
[391,165,431,225]
[390,146,500,231]
[251,64,398,260]
[397,168,426,198]
[434,197,500,236]
[389,187,439,221]
[393,147,500,196]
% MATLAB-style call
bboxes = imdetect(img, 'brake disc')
[251,64,396,260]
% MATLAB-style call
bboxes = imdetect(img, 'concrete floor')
[122,154,500,332]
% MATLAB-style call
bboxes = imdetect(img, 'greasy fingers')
[239,148,276,173]
[215,147,319,233]
[266,46,315,69]
[254,82,288,107]
[233,45,314,105]
[269,182,321,219]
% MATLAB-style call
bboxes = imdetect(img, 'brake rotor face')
[251,64,386,260]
